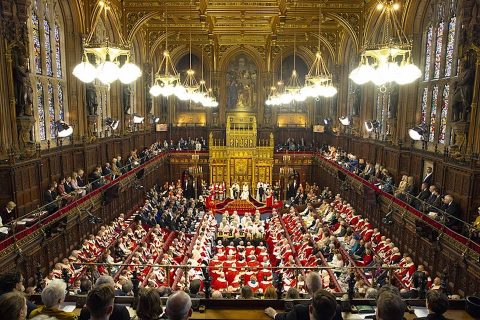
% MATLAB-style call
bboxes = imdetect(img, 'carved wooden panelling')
[399,153,410,176]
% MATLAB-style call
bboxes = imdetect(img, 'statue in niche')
[452,60,474,122]
[226,54,257,109]
[352,86,361,116]
[13,46,30,117]
[227,79,238,108]
[388,85,399,119]
[145,88,152,114]
[86,83,98,116]
[122,84,132,114]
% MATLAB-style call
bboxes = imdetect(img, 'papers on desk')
[414,307,429,318]
[0,227,9,234]
[342,313,375,319]
[59,302,76,312]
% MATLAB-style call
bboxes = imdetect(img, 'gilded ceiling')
[119,0,376,63]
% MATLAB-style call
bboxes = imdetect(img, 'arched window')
[419,0,458,145]
[28,0,67,143]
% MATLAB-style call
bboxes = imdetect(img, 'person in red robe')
[212,272,229,291]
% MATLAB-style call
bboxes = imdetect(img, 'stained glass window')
[54,23,62,79]
[58,84,64,120]
[421,87,428,124]
[439,85,449,144]
[32,11,42,74]
[48,82,56,138]
[419,1,458,149]
[37,82,46,141]
[429,85,439,142]
[444,17,456,77]
[424,26,433,81]
[44,20,53,76]
[433,22,444,79]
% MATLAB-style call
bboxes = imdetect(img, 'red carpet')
[208,196,282,215]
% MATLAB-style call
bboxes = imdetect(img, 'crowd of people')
[163,137,207,151]
[321,145,467,232]
[275,138,314,152]
[0,179,459,320]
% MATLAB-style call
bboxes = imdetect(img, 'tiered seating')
[208,219,273,293]
[172,212,217,291]
[46,214,135,286]
[300,191,422,293]
[282,207,342,292]
[265,210,303,292]
[167,211,209,290]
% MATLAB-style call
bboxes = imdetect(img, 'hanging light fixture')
[56,121,74,138]
[301,5,337,98]
[265,47,279,106]
[349,1,421,88]
[179,1,201,102]
[365,120,380,132]
[199,43,219,108]
[105,117,120,130]
[72,0,141,85]
[339,116,352,126]
[281,13,304,105]
[408,124,428,141]
[266,48,285,106]
[150,9,184,98]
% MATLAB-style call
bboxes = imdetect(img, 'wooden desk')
[190,309,476,320]
[191,309,272,320]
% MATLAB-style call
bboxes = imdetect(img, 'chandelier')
[73,1,141,85]
[349,1,421,87]
[150,10,184,98]
[301,5,337,98]
[178,20,201,102]
[265,49,285,106]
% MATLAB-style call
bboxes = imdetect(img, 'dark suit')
[0,207,14,225]
[79,304,130,320]
[442,202,461,227]
[89,171,102,190]
[44,190,59,214]
[423,173,433,185]
[77,175,86,188]
[426,194,442,211]
[418,189,431,202]
[274,301,343,320]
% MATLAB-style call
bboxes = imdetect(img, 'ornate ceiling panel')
[122,0,365,51]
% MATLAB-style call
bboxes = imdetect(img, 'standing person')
[422,167,433,185]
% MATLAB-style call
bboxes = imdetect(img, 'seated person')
[414,290,450,320]
[57,176,75,206]
[30,279,77,319]
[44,183,60,214]
[89,167,105,190]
